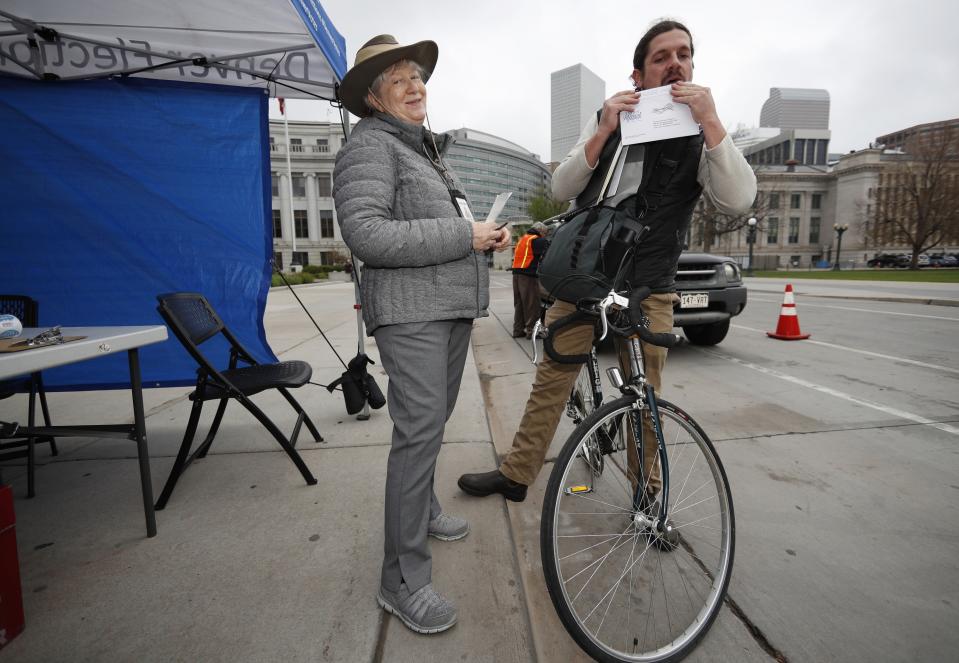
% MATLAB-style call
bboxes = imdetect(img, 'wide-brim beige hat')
[337,34,438,117]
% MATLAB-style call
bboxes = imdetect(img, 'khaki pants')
[499,293,677,490]
[512,273,542,336]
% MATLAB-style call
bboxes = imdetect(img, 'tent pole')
[340,106,370,420]
[282,102,297,258]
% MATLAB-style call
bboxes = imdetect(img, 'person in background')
[333,34,510,634]
[510,222,550,338]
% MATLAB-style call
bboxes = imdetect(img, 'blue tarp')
[0,76,276,390]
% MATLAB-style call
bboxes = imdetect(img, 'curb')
[745,287,959,308]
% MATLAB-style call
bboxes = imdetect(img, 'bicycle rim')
[542,397,735,663]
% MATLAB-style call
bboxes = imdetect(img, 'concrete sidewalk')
[0,282,536,662]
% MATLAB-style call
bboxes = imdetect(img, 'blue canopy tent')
[0,0,347,389]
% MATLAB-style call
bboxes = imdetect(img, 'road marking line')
[732,324,959,375]
[747,297,959,321]
[698,347,959,437]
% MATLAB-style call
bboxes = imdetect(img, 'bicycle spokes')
[544,398,734,662]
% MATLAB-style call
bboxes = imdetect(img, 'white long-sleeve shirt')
[552,114,757,215]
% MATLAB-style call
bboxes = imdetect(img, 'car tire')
[683,318,730,346]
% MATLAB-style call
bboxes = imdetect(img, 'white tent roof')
[0,0,347,99]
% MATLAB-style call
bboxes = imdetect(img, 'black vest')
[576,123,704,293]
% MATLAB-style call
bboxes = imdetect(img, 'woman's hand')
[472,221,508,252]
[491,226,511,252]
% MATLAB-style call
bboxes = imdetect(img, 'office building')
[743,88,832,167]
[444,128,551,223]
[875,118,959,156]
[729,125,780,152]
[550,64,605,163]
[760,87,830,130]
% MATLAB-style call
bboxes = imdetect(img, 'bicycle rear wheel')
[542,396,735,663]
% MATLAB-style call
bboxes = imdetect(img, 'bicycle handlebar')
[542,309,596,365]
[626,288,687,349]
[541,287,686,364]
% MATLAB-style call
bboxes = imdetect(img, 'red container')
[0,484,25,648]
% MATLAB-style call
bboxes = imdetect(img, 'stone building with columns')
[688,137,958,268]
[269,119,348,270]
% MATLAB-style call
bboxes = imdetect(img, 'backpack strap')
[633,133,699,217]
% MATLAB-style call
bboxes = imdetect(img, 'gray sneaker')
[428,513,469,541]
[377,583,457,634]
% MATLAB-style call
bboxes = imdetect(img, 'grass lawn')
[748,269,959,283]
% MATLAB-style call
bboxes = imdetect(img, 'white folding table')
[0,326,168,537]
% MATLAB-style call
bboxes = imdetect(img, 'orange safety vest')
[512,234,536,270]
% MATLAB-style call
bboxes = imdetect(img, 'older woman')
[333,34,509,634]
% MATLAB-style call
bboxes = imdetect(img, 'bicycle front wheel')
[541,396,735,663]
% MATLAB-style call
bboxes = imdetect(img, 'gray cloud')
[279,0,959,159]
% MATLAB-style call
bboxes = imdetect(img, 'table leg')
[128,348,157,537]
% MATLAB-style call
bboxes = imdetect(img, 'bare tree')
[689,176,773,252]
[872,126,959,268]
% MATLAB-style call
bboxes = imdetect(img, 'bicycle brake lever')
[598,292,629,342]
[598,300,610,341]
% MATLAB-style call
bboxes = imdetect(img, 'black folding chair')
[0,294,58,498]
[154,292,321,510]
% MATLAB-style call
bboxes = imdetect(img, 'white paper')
[485,192,513,225]
[619,85,700,146]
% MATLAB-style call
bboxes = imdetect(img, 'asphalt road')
[489,271,959,662]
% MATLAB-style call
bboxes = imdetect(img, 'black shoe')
[458,470,527,502]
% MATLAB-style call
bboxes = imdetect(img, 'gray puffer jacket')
[333,113,489,335]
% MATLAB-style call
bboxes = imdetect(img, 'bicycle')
[533,286,735,663]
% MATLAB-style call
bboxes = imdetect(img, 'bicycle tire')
[542,396,735,663]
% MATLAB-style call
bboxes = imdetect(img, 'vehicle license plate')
[680,293,709,309]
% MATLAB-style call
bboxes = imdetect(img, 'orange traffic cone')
[767,284,810,340]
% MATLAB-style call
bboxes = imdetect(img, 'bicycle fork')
[610,338,672,531]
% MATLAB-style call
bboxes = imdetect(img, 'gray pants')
[373,318,472,593]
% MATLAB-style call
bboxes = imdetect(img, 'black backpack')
[538,137,689,303]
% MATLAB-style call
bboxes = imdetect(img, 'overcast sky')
[275,0,959,161]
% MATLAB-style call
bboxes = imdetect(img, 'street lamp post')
[833,224,848,271]
[746,217,758,276]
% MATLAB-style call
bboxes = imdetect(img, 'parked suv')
[673,252,747,345]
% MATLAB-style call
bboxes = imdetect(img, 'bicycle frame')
[539,313,674,527]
